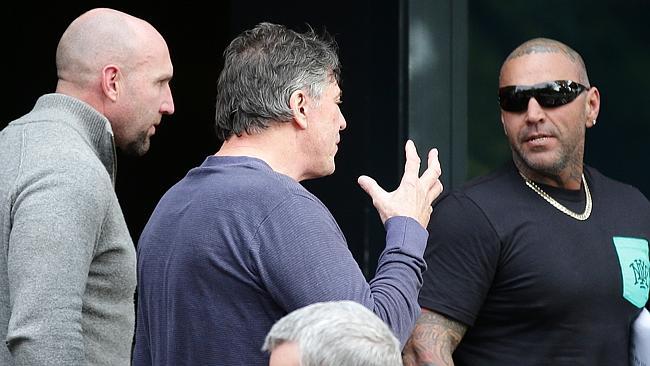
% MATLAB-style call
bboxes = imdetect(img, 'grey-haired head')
[263,301,402,366]
[214,22,340,141]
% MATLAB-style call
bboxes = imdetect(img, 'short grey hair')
[262,301,403,366]
[214,22,341,141]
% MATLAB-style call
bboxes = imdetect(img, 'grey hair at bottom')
[262,301,403,366]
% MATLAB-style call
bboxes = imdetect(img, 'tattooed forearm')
[402,309,467,366]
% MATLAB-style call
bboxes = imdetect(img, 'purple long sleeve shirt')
[133,156,428,366]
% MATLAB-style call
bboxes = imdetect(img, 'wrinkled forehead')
[499,52,582,87]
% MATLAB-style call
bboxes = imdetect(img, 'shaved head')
[56,8,165,87]
[500,38,590,86]
[55,8,174,156]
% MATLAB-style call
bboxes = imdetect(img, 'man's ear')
[289,89,308,129]
[585,86,600,128]
[101,65,120,102]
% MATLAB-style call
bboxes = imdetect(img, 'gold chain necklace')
[519,172,592,221]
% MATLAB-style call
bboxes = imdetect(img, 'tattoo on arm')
[402,309,467,366]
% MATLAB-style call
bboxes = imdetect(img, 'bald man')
[402,38,650,365]
[0,8,174,365]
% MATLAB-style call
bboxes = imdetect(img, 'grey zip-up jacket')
[0,93,136,365]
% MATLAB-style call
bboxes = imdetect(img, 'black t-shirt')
[419,162,650,366]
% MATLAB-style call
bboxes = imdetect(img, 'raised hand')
[357,140,443,228]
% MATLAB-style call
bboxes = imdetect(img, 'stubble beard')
[123,130,151,157]
[512,138,584,181]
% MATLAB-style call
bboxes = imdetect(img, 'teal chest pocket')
[613,236,649,308]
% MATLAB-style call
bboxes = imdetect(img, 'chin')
[312,165,336,180]
[523,157,565,175]
[326,160,336,175]
[123,137,151,156]
[517,148,557,170]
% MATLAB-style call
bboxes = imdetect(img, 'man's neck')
[514,160,584,191]
[216,128,304,181]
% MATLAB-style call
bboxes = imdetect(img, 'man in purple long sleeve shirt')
[133,22,443,366]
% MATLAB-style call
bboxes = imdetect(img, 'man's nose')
[161,86,175,115]
[525,97,545,123]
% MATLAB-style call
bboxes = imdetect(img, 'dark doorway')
[2,1,404,276]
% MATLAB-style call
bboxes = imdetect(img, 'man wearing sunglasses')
[402,38,650,365]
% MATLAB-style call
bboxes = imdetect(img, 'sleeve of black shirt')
[418,191,501,327]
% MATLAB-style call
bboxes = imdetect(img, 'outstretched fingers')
[400,140,422,186]
[358,175,390,224]
[359,140,443,228]
[420,148,441,187]
[357,175,384,201]
[421,148,443,204]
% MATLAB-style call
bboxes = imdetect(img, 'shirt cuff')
[384,216,428,256]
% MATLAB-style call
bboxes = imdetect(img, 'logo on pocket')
[613,236,649,308]
[630,259,649,290]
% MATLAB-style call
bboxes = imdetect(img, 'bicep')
[403,308,467,366]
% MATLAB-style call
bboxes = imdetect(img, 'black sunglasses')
[498,80,589,112]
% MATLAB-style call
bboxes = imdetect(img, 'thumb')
[357,175,383,200]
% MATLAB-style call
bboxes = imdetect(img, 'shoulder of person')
[586,165,650,204]
[434,162,515,209]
